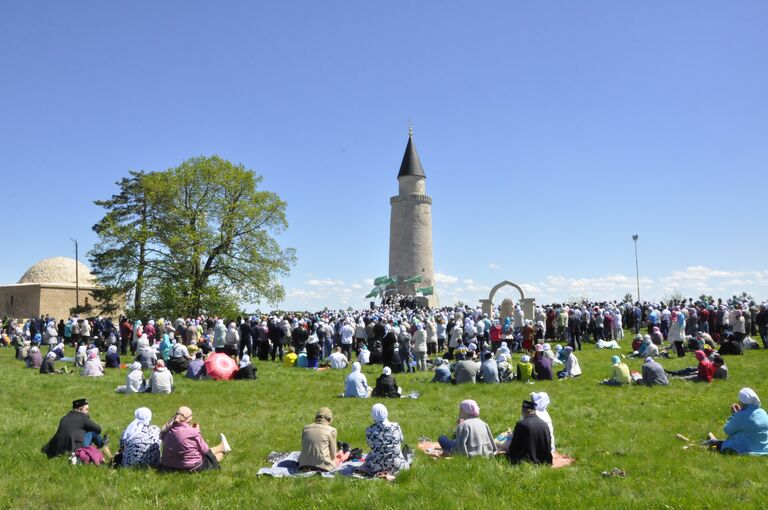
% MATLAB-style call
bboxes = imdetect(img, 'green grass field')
[1,337,767,510]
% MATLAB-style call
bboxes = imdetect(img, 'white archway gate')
[479,280,536,321]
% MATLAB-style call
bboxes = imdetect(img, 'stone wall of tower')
[388,193,438,307]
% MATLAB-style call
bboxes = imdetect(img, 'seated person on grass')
[359,403,409,476]
[431,358,452,383]
[42,398,111,459]
[507,399,553,466]
[438,399,496,458]
[158,406,231,472]
[344,362,372,398]
[372,366,401,398]
[298,407,347,472]
[707,388,768,455]
[601,355,631,386]
[640,357,669,386]
[666,350,714,382]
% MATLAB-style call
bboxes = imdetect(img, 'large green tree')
[89,170,152,316]
[89,156,295,317]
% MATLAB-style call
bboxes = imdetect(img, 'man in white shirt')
[328,346,349,369]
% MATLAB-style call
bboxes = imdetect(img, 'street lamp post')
[632,234,640,304]
[70,238,79,308]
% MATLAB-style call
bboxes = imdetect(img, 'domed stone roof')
[18,257,96,286]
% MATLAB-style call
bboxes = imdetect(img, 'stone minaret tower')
[388,128,438,307]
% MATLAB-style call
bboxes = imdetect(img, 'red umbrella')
[204,352,238,380]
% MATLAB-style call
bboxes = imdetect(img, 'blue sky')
[1,1,766,311]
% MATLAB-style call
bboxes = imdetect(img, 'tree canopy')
[89,156,296,317]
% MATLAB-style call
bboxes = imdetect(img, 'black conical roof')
[397,134,426,179]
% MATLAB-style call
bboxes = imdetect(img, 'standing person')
[340,320,355,361]
[158,406,231,472]
[381,326,397,368]
[507,399,553,465]
[668,310,686,358]
[213,319,227,353]
[119,317,132,355]
[42,398,110,458]
[756,304,768,349]
[238,318,252,359]
[412,323,428,371]
[426,317,438,356]
[268,318,285,362]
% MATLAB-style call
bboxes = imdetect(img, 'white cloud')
[306,278,345,287]
[463,279,474,284]
[488,263,499,270]
[351,283,363,289]
[435,272,458,285]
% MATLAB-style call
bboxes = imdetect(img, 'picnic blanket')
[257,451,415,479]
[417,441,575,468]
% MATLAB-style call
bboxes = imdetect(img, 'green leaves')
[89,156,295,317]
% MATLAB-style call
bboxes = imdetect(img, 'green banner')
[365,288,380,299]
[404,275,423,284]
[373,276,389,286]
[417,286,434,296]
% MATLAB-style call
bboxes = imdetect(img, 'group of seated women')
[298,403,410,476]
[114,405,232,472]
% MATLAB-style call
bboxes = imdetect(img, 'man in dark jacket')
[42,399,109,458]
[238,318,252,358]
[507,400,553,465]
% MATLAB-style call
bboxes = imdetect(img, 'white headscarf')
[122,407,152,442]
[351,362,361,373]
[739,387,761,407]
[239,354,251,369]
[382,366,392,376]
[128,361,142,371]
[531,391,550,411]
[371,403,390,425]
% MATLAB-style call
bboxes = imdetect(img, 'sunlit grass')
[1,334,766,509]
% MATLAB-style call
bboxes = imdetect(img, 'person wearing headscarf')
[533,345,553,380]
[40,351,58,374]
[344,362,372,398]
[131,320,143,355]
[213,319,228,353]
[82,351,105,377]
[186,351,206,380]
[431,358,452,383]
[497,353,513,382]
[158,406,231,472]
[372,366,401,398]
[640,357,669,386]
[707,388,768,455]
[135,334,157,369]
[602,355,631,385]
[507,399,553,465]
[158,333,173,362]
[146,360,173,393]
[105,345,121,368]
[360,403,409,475]
[517,355,534,383]
[117,407,161,468]
[50,341,65,360]
[115,362,146,393]
[234,354,257,380]
[438,400,496,457]
[557,346,582,379]
[666,350,715,382]
[298,407,341,472]
[667,310,686,358]
[530,392,555,452]
[305,333,321,369]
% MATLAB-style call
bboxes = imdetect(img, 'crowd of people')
[5,293,768,473]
